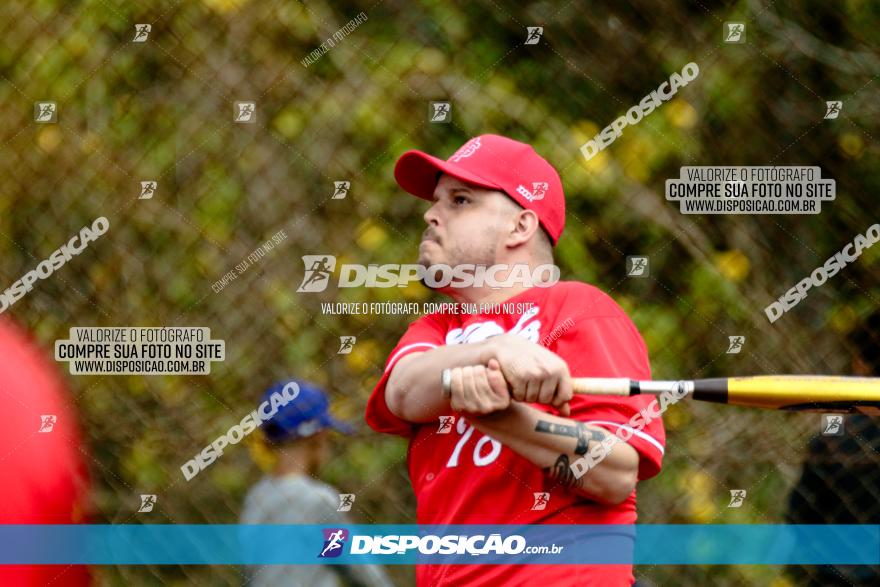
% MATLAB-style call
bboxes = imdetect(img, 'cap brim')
[394,150,504,200]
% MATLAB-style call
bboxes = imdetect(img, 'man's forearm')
[385,341,496,423]
[468,402,639,505]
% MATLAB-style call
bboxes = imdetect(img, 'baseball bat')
[440,371,880,413]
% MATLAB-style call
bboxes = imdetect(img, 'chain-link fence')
[1,0,879,585]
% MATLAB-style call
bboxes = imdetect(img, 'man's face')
[419,174,515,270]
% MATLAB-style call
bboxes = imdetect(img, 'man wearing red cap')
[366,134,665,586]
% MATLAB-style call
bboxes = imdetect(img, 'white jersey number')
[446,417,502,468]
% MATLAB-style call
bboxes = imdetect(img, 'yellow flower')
[37,127,61,153]
[346,339,381,373]
[677,469,717,521]
[272,111,303,139]
[666,99,697,129]
[715,250,750,282]
[664,405,690,431]
[839,133,864,158]
[573,120,601,144]
[63,31,90,58]
[619,137,653,182]
[829,305,858,334]
[356,222,388,251]
[581,148,611,173]
[246,434,277,473]
[415,49,447,74]
[201,0,248,14]
[687,496,716,523]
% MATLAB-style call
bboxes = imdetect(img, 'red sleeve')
[365,313,449,437]
[554,309,666,480]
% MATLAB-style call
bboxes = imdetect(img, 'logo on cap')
[449,137,482,163]
[516,182,548,202]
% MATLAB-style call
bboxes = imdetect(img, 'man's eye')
[453,196,469,205]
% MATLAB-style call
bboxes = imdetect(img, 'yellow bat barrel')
[695,376,880,412]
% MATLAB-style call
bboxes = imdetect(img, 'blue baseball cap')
[260,379,355,443]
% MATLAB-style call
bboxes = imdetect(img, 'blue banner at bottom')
[0,525,877,565]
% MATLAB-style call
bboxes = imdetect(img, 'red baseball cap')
[394,134,565,245]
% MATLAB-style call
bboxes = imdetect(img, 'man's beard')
[417,241,497,290]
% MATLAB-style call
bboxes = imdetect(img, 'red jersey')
[366,281,665,586]
[0,319,91,586]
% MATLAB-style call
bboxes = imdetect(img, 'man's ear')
[507,209,541,247]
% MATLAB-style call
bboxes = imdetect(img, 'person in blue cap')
[240,379,393,587]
